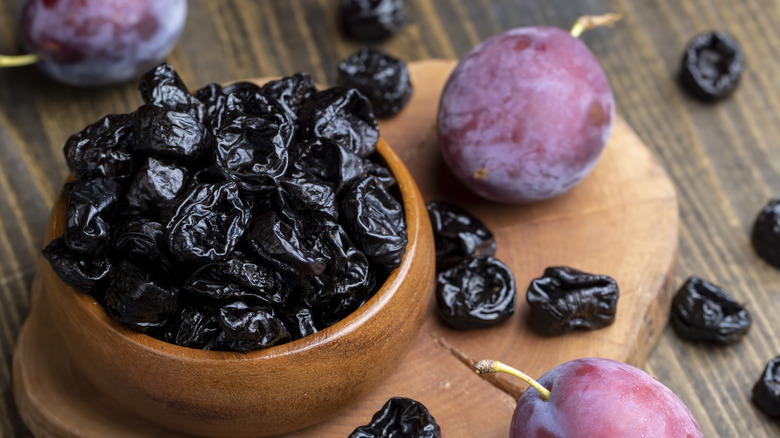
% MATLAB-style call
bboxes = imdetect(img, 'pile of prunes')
[43,63,408,353]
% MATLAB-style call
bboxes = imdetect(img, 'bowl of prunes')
[38,63,435,437]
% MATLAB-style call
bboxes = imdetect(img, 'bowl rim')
[47,137,424,362]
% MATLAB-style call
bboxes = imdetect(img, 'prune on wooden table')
[63,113,135,180]
[348,396,441,438]
[341,0,407,43]
[526,266,619,336]
[752,199,780,268]
[680,31,744,101]
[426,200,496,271]
[752,355,780,418]
[436,255,515,330]
[670,276,751,344]
[337,47,413,118]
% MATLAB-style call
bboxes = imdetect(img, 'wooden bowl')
[39,138,435,438]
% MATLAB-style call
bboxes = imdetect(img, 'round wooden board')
[13,59,678,437]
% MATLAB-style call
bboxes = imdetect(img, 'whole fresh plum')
[438,25,614,203]
[476,358,704,437]
[17,0,187,86]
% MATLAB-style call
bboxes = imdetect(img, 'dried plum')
[133,104,210,162]
[436,255,515,330]
[752,199,780,268]
[63,113,134,180]
[680,31,744,101]
[125,156,190,213]
[218,301,291,353]
[338,47,413,117]
[299,87,379,157]
[341,0,407,43]
[139,62,193,111]
[165,306,225,350]
[753,356,780,418]
[426,200,495,271]
[670,276,751,344]
[246,212,326,278]
[349,396,441,438]
[526,266,619,336]
[260,72,317,122]
[185,252,285,304]
[291,137,366,195]
[42,237,111,293]
[64,178,123,255]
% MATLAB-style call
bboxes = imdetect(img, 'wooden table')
[1,0,779,436]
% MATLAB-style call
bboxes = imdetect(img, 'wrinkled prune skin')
[112,217,167,268]
[526,266,619,336]
[341,0,407,43]
[680,31,744,101]
[139,62,193,111]
[104,259,179,334]
[165,306,224,350]
[349,397,441,438]
[752,356,780,418]
[670,276,751,344]
[752,199,780,268]
[64,178,123,255]
[338,47,413,117]
[280,306,319,340]
[426,201,496,271]
[299,87,379,158]
[125,156,190,214]
[133,104,210,162]
[63,113,135,180]
[260,72,317,123]
[218,301,291,353]
[246,212,326,277]
[343,176,407,270]
[436,255,515,330]
[291,137,366,195]
[164,182,250,263]
[42,237,111,292]
[274,176,338,224]
[185,252,285,304]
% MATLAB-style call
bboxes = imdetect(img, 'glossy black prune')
[217,301,291,353]
[680,31,744,101]
[526,266,619,336]
[341,0,407,43]
[426,201,496,271]
[125,156,190,214]
[246,212,326,277]
[185,252,285,304]
[63,113,134,180]
[133,104,210,162]
[338,47,413,117]
[138,62,193,111]
[752,355,780,418]
[64,178,123,255]
[42,236,111,292]
[165,306,224,350]
[291,137,366,195]
[112,217,167,268]
[348,396,441,438]
[299,87,379,158]
[670,276,751,344]
[436,255,515,330]
[752,199,780,268]
[260,72,317,123]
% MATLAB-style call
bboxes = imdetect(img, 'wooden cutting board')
[12,59,679,437]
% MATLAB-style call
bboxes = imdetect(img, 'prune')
[436,255,515,330]
[104,259,179,334]
[348,396,441,438]
[526,266,619,336]
[274,176,338,224]
[438,26,613,203]
[165,306,224,350]
[125,156,190,213]
[164,182,250,263]
[64,178,123,255]
[280,307,319,340]
[342,176,407,271]
[246,212,326,278]
[133,104,210,162]
[63,113,134,180]
[291,137,365,195]
[42,237,111,292]
[299,87,379,158]
[426,201,496,271]
[214,113,291,192]
[670,276,751,344]
[364,159,396,190]
[341,0,407,43]
[338,47,413,117]
[185,252,285,304]
[751,199,780,268]
[218,301,291,353]
[680,31,743,101]
[260,72,317,122]
[112,217,167,268]
[139,62,193,111]
[193,83,228,131]
[752,356,780,418]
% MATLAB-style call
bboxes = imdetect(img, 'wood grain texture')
[2,0,780,437]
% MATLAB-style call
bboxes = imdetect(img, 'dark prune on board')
[341,0,407,43]
[299,87,379,158]
[338,47,413,117]
[64,177,123,255]
[436,255,515,330]
[752,355,780,418]
[526,266,619,336]
[752,199,780,268]
[125,156,190,213]
[42,236,111,293]
[218,300,292,353]
[426,200,496,271]
[63,113,134,180]
[342,176,407,271]
[670,276,751,344]
[348,396,442,438]
[680,31,744,101]
[133,104,210,162]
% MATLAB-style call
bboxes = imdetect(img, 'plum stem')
[475,359,551,402]
[0,54,41,68]
[570,13,623,38]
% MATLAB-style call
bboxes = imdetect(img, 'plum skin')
[437,26,614,203]
[510,358,704,438]
[19,0,187,87]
